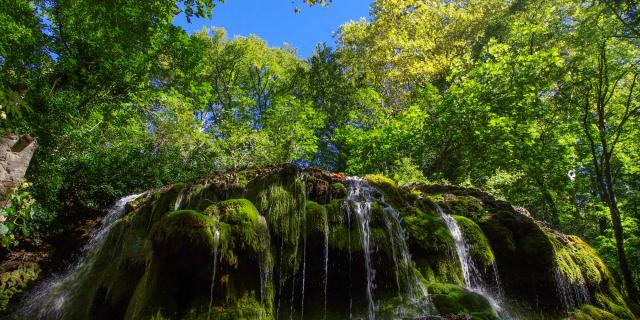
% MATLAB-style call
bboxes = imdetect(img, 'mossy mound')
[571,304,618,320]
[453,215,495,269]
[428,283,499,320]
[403,207,462,285]
[152,210,217,250]
[11,166,638,320]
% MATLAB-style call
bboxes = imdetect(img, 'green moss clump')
[403,208,462,284]
[453,215,494,268]
[365,175,405,208]
[594,283,635,319]
[205,199,272,269]
[428,283,498,320]
[152,210,217,250]
[572,304,618,320]
[444,195,486,220]
[0,263,39,311]
[328,224,361,253]
[305,200,328,234]
[325,199,345,225]
[182,292,271,320]
[331,183,347,199]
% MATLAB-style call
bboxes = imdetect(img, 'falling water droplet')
[207,229,221,320]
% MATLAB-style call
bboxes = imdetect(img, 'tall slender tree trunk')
[601,155,639,301]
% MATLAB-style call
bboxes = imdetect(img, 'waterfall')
[342,198,354,319]
[323,208,329,320]
[300,183,308,320]
[344,178,431,319]
[345,177,376,320]
[381,206,431,316]
[17,193,143,319]
[207,229,221,320]
[174,187,185,211]
[435,204,505,315]
[553,268,590,312]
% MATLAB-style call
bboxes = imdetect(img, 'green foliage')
[0,263,39,311]
[2,0,640,308]
[0,181,35,250]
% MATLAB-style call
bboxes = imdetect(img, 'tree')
[337,0,508,107]
[564,3,640,300]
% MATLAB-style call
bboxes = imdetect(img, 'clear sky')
[173,0,372,58]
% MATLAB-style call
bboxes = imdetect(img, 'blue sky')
[173,0,371,58]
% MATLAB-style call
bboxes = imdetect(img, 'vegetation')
[1,0,640,315]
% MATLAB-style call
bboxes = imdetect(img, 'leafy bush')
[0,181,34,250]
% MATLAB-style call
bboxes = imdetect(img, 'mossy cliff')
[11,165,637,320]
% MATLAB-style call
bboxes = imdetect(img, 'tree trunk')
[602,155,639,301]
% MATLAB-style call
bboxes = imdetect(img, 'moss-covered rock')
[403,207,462,285]
[571,304,618,320]
[428,283,499,320]
[453,215,495,269]
[11,167,637,320]
[152,210,217,250]
[365,175,405,208]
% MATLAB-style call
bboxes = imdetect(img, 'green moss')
[0,263,39,311]
[428,283,498,320]
[403,208,462,284]
[152,210,217,250]
[445,195,486,221]
[258,183,304,246]
[453,215,495,268]
[305,200,328,234]
[331,182,347,199]
[594,283,635,319]
[572,304,618,320]
[365,174,405,208]
[325,199,345,225]
[182,292,272,320]
[204,199,272,269]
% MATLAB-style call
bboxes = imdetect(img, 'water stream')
[344,178,432,319]
[323,208,329,320]
[553,268,590,312]
[435,204,505,315]
[345,177,376,320]
[207,229,221,320]
[381,206,431,315]
[17,193,143,319]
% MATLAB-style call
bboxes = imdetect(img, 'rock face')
[0,134,36,197]
[12,165,637,320]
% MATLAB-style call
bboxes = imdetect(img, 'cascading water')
[553,268,590,312]
[435,204,505,315]
[345,177,376,320]
[344,178,432,320]
[380,206,431,316]
[258,213,273,320]
[300,179,308,320]
[342,199,354,319]
[16,193,143,319]
[174,187,186,211]
[323,208,329,320]
[207,229,220,320]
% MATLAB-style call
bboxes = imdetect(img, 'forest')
[1,0,640,319]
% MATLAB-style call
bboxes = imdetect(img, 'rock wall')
[0,134,36,197]
[11,165,638,320]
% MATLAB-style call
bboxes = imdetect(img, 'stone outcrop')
[9,165,638,320]
[0,134,36,197]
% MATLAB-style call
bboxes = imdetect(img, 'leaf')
[0,224,9,236]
